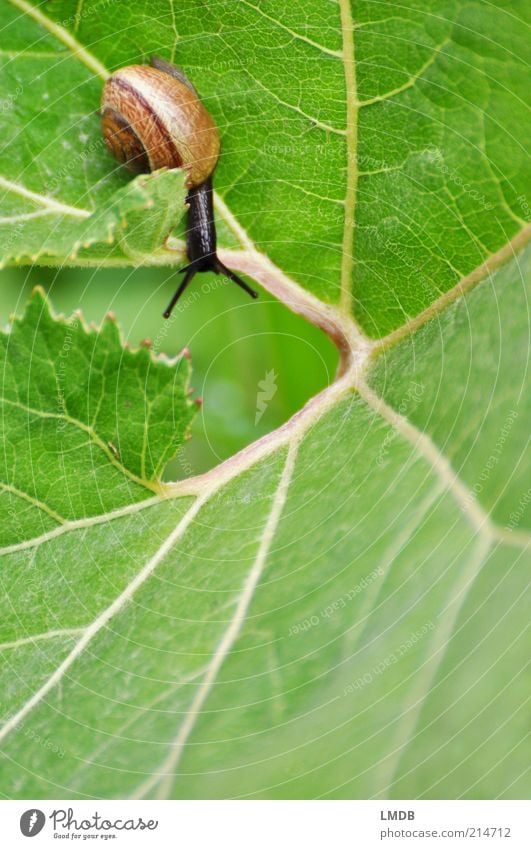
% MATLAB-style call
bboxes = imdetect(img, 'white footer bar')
[1,799,529,848]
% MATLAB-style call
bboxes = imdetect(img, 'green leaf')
[0,289,195,547]
[0,247,529,799]
[1,1,529,332]
[0,0,529,802]
[0,162,188,266]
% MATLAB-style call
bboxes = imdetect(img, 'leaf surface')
[0,247,529,798]
[1,1,529,331]
[0,0,529,800]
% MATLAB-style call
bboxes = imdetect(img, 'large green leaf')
[1,1,529,332]
[0,0,529,801]
[0,247,529,799]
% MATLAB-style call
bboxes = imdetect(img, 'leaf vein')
[0,176,90,219]
[131,437,300,799]
[0,480,67,524]
[0,627,86,651]
[0,494,167,557]
[238,0,343,58]
[7,0,109,80]
[338,0,357,313]
[0,491,209,745]
[356,39,450,107]
[0,396,160,494]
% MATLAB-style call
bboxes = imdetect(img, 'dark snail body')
[165,176,257,317]
[101,56,257,317]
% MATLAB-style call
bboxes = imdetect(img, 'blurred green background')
[0,264,337,479]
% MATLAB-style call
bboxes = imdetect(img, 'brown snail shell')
[101,64,220,188]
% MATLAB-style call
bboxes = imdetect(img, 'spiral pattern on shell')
[101,64,220,188]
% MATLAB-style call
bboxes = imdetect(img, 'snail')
[101,56,257,317]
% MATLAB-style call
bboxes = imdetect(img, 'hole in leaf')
[2,265,338,477]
